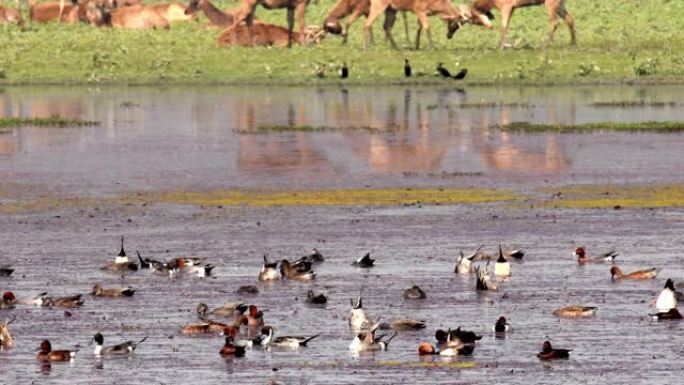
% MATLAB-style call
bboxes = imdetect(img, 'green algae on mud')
[0,116,99,128]
[537,185,684,209]
[129,188,521,207]
[501,121,684,133]
[237,124,382,134]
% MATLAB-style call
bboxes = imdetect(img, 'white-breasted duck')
[553,305,597,318]
[258,255,279,281]
[349,297,369,330]
[36,340,77,362]
[352,252,375,268]
[650,308,683,321]
[91,333,147,356]
[91,284,136,298]
[655,279,677,313]
[493,245,511,277]
[611,266,659,280]
[255,326,319,349]
[101,236,139,272]
[434,328,472,355]
[475,264,497,291]
[455,250,476,274]
[493,316,511,333]
[574,247,618,264]
[349,323,397,353]
[537,340,571,360]
[280,259,315,280]
[403,285,426,300]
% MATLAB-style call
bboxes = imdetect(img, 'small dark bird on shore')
[341,63,349,79]
[404,59,412,77]
[453,68,468,80]
[437,63,451,78]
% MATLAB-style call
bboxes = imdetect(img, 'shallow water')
[1,85,684,384]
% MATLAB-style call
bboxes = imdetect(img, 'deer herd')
[0,0,576,49]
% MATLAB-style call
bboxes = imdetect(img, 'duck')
[650,308,683,320]
[91,333,147,356]
[42,294,84,308]
[256,326,320,349]
[236,285,259,295]
[418,342,458,356]
[610,266,659,280]
[537,340,571,360]
[349,297,369,329]
[655,279,677,312]
[379,319,427,331]
[474,246,525,260]
[349,324,397,353]
[475,264,497,291]
[220,336,246,357]
[0,291,16,309]
[91,284,136,298]
[455,251,476,274]
[493,316,511,333]
[553,305,597,318]
[197,302,248,319]
[306,290,327,304]
[180,319,229,335]
[166,257,215,277]
[280,259,315,280]
[294,248,325,265]
[340,63,349,79]
[36,340,77,362]
[137,251,151,269]
[493,245,511,277]
[352,252,375,268]
[0,265,13,277]
[246,305,264,327]
[451,327,482,344]
[403,285,426,300]
[404,59,412,78]
[101,236,139,272]
[0,319,14,349]
[573,247,618,263]
[434,329,473,355]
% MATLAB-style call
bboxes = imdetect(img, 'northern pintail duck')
[574,247,618,264]
[1,292,16,309]
[474,245,525,260]
[655,279,677,312]
[475,264,497,291]
[650,308,683,320]
[493,245,511,277]
[537,340,571,360]
[306,290,328,304]
[349,323,397,353]
[379,320,427,331]
[258,255,279,281]
[403,285,426,300]
[197,302,248,319]
[36,340,77,362]
[493,316,511,333]
[455,250,476,274]
[0,265,14,277]
[101,236,139,272]
[294,248,325,264]
[434,329,472,355]
[91,333,147,356]
[418,342,459,356]
[553,305,597,318]
[280,259,315,280]
[220,335,246,357]
[349,297,369,330]
[352,252,375,268]
[254,326,320,349]
[91,284,136,298]
[0,318,14,349]
[611,266,659,280]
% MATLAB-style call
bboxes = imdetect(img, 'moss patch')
[538,185,684,208]
[501,121,684,133]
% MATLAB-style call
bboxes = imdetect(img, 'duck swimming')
[255,326,320,349]
[0,265,13,277]
[91,333,147,356]
[42,294,84,308]
[349,323,397,353]
[220,336,246,357]
[455,250,476,274]
[36,340,77,362]
[197,302,248,319]
[418,342,459,356]
[91,284,136,298]
[378,320,427,331]
[650,308,683,320]
[553,306,597,318]
[0,319,14,349]
[537,340,571,360]
[493,245,511,277]
[294,248,325,265]
[0,292,16,309]
[306,290,328,304]
[475,264,497,291]
[352,252,375,268]
[349,297,369,330]
[246,305,264,327]
[280,259,315,280]
[493,316,511,333]
[655,279,677,312]
[101,236,139,272]
[610,266,659,280]
[403,285,426,300]
[574,247,618,263]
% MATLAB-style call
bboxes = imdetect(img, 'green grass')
[501,121,684,133]
[0,116,99,128]
[2,0,684,85]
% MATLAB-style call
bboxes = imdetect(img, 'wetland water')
[1,85,684,384]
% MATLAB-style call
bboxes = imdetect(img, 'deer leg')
[246,13,255,47]
[295,1,307,44]
[415,21,421,50]
[343,11,362,45]
[286,8,295,48]
[557,5,577,46]
[364,3,388,50]
[58,0,65,23]
[402,11,411,46]
[416,12,431,50]
[498,6,514,50]
[382,9,398,50]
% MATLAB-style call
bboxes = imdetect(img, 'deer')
[184,0,236,28]
[227,0,310,48]
[362,0,476,50]
[29,0,81,23]
[146,3,196,23]
[103,5,172,29]
[471,0,576,49]
[217,21,324,47]
[323,0,415,46]
[0,318,14,349]
[0,0,23,28]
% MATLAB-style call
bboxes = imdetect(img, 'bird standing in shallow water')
[404,59,412,77]
[341,63,349,79]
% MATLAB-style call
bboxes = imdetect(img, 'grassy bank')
[0,116,99,128]
[501,121,684,133]
[1,0,684,85]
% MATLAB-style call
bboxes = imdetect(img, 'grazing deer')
[217,22,324,47]
[184,0,236,28]
[0,319,14,349]
[228,0,310,48]
[0,0,23,27]
[363,0,472,50]
[323,0,413,45]
[471,0,576,49]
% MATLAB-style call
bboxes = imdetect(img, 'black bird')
[451,327,482,344]
[404,59,412,77]
[437,63,452,78]
[352,252,375,268]
[306,290,328,304]
[341,63,349,79]
[453,68,468,80]
[537,340,572,360]
[494,316,511,333]
[0,266,13,277]
[403,285,426,300]
[137,251,150,269]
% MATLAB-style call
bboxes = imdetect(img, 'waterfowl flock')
[1,235,682,371]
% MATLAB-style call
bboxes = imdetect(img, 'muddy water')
[1,86,684,384]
